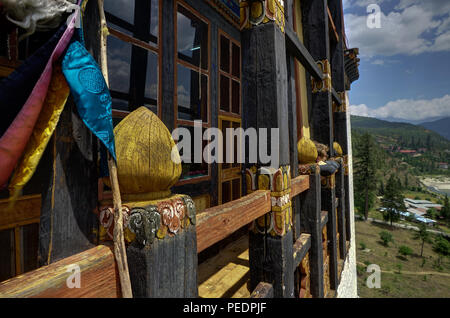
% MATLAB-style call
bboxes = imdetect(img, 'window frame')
[218,28,241,119]
[174,0,211,129]
[105,0,162,120]
[174,0,212,186]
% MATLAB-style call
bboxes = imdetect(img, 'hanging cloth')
[0,22,67,137]
[8,65,70,200]
[61,41,116,160]
[0,8,79,188]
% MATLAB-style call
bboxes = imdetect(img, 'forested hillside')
[351,116,450,176]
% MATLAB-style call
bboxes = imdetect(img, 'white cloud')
[344,2,450,57]
[350,95,450,121]
[371,59,385,65]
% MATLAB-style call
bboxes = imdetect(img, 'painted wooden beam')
[285,25,323,80]
[0,195,41,231]
[290,175,310,199]
[196,190,271,253]
[299,171,323,298]
[0,245,120,298]
[293,233,311,269]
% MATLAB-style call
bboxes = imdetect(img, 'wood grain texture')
[0,245,121,298]
[0,195,41,230]
[196,190,271,253]
[290,175,310,199]
[293,233,311,270]
[250,282,273,298]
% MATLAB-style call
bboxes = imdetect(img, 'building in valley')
[0,0,360,298]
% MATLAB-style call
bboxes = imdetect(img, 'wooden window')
[175,1,210,125]
[218,30,241,117]
[105,0,161,120]
[0,195,41,282]
[218,30,241,204]
[175,1,211,184]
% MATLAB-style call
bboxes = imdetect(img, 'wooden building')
[0,0,360,298]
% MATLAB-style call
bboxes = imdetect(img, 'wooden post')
[285,0,302,241]
[321,173,338,290]
[241,6,294,297]
[126,196,198,298]
[301,0,334,153]
[299,165,323,298]
[335,159,347,260]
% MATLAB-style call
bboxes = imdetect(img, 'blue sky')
[343,0,450,123]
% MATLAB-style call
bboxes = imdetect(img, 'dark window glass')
[22,223,38,274]
[178,126,209,180]
[231,80,240,114]
[177,64,208,121]
[144,50,159,112]
[107,36,158,114]
[222,181,231,204]
[220,75,230,112]
[220,35,230,73]
[105,0,158,46]
[0,229,15,282]
[107,36,131,95]
[177,5,208,69]
[232,43,240,77]
[104,0,135,25]
[232,179,240,200]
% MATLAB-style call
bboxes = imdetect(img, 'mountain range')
[420,117,450,141]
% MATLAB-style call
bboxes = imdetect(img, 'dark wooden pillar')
[285,0,301,241]
[321,174,338,290]
[301,0,333,153]
[126,197,198,298]
[328,0,351,243]
[242,15,294,297]
[335,159,347,259]
[299,166,323,298]
[38,1,100,266]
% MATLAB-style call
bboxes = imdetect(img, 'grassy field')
[356,219,450,298]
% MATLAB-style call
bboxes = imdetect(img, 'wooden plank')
[0,195,41,231]
[293,233,311,269]
[0,245,121,298]
[198,234,250,298]
[250,282,273,298]
[285,25,323,80]
[299,172,323,298]
[290,175,310,199]
[196,190,271,253]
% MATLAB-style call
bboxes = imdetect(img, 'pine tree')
[413,223,432,257]
[382,174,406,227]
[354,133,379,220]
